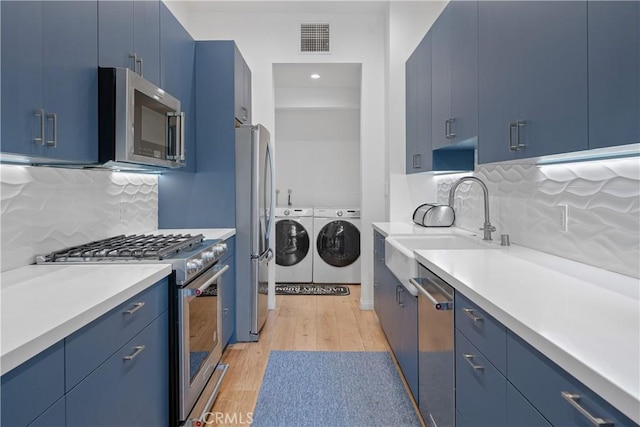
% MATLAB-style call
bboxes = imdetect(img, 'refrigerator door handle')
[264,142,274,240]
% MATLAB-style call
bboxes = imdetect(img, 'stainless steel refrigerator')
[235,124,273,342]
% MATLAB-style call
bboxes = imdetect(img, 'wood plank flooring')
[206,285,425,426]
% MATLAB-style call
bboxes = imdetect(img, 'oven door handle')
[194,264,229,296]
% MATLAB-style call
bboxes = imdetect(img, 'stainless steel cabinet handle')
[223,308,229,315]
[123,302,145,315]
[137,57,144,77]
[561,392,613,426]
[463,354,484,370]
[34,109,45,145]
[240,106,248,122]
[463,308,483,322]
[515,120,525,150]
[414,153,421,169]
[445,118,456,139]
[129,52,138,73]
[397,286,405,307]
[509,122,518,151]
[46,113,57,147]
[123,345,146,361]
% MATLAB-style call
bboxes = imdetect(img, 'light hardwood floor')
[206,285,425,426]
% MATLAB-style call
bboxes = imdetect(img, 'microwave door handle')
[178,112,185,163]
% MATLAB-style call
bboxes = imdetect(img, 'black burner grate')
[43,234,205,262]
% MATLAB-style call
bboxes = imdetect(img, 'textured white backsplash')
[1,165,158,272]
[436,158,640,278]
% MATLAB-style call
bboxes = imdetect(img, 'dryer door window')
[276,219,310,266]
[317,220,361,267]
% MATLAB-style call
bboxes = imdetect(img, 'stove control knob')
[186,261,198,273]
[194,259,204,268]
[202,250,215,261]
[284,209,290,216]
[337,210,343,217]
[212,243,228,256]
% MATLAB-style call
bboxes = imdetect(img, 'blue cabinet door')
[41,1,98,163]
[449,0,479,146]
[587,1,640,149]
[0,1,45,157]
[405,32,432,173]
[98,1,134,70]
[478,1,588,163]
[431,5,452,151]
[1,1,97,162]
[506,382,551,427]
[28,397,65,427]
[455,329,508,426]
[98,0,160,87]
[134,0,161,87]
[1,341,65,427]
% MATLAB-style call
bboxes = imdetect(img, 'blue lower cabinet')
[507,331,637,427]
[28,397,65,427]
[455,329,507,426]
[455,409,469,427]
[66,311,169,426]
[506,382,551,427]
[1,341,65,427]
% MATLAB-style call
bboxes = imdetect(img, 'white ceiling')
[273,63,362,88]
[172,1,389,14]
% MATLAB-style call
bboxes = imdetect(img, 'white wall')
[386,1,447,221]
[275,108,361,208]
[173,4,387,309]
[0,165,158,272]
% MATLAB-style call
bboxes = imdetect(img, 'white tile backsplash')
[436,158,640,278]
[0,165,158,272]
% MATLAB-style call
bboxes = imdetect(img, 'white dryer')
[275,207,314,283]
[313,207,361,284]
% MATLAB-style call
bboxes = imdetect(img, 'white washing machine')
[313,207,361,284]
[275,207,314,283]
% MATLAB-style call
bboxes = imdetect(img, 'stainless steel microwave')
[98,67,185,169]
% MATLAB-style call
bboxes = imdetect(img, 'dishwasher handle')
[410,278,453,310]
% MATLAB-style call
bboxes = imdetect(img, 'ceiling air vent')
[300,23,331,54]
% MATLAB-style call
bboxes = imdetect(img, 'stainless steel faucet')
[448,176,496,241]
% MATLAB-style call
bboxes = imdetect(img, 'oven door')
[178,263,229,421]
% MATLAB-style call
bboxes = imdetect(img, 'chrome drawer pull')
[123,302,145,315]
[463,308,483,322]
[462,354,484,370]
[123,345,146,361]
[561,392,613,426]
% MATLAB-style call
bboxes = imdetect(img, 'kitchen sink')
[385,234,499,295]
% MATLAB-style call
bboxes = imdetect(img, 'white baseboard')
[359,298,374,310]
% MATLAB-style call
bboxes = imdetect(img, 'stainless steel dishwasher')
[410,264,455,427]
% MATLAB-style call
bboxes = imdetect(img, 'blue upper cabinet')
[98,0,161,87]
[587,1,640,149]
[159,2,195,172]
[432,1,479,151]
[478,1,588,163]
[405,32,432,174]
[430,6,452,151]
[1,1,45,158]
[1,1,98,163]
[234,46,252,125]
[448,0,479,147]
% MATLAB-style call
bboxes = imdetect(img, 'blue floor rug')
[252,351,421,427]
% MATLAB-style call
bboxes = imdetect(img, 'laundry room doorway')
[273,63,362,209]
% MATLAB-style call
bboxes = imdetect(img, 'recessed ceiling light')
[310,73,321,79]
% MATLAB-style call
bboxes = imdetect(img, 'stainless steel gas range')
[37,233,230,426]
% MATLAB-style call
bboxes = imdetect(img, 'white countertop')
[412,245,640,424]
[156,228,235,241]
[373,221,450,237]
[1,264,171,376]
